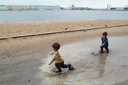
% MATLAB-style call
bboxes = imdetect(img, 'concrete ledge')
[0,37,9,40]
[0,24,128,40]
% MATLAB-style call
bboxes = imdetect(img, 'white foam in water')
[38,36,128,85]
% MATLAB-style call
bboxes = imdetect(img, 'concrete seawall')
[0,24,128,40]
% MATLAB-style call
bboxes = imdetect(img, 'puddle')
[38,36,128,85]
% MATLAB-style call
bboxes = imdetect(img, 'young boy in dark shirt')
[100,32,109,53]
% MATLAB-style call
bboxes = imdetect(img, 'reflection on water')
[99,54,107,76]
[91,52,107,77]
[38,36,128,85]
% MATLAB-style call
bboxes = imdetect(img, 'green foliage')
[110,8,116,10]
[124,8,128,10]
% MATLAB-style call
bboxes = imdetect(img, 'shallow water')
[39,36,128,85]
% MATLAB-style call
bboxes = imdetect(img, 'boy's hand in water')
[101,44,103,47]
[48,63,51,65]
[101,43,105,47]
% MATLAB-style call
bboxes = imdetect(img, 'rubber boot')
[100,48,104,53]
[68,64,74,70]
[107,48,109,53]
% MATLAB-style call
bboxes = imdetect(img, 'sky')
[0,0,128,8]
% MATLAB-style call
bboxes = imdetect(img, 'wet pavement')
[39,36,128,85]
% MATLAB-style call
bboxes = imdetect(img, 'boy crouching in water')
[49,42,74,73]
[100,32,109,53]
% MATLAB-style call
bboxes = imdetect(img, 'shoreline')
[1,18,128,22]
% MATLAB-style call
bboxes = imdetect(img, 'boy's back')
[54,51,64,63]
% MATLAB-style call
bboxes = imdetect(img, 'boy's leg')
[55,63,62,73]
[105,47,109,53]
[100,46,104,53]
[61,62,74,70]
[61,62,68,68]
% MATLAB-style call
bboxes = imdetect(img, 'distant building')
[116,7,124,10]
[124,5,128,10]
[109,5,128,10]
[110,7,116,10]
[72,4,74,8]
[0,5,60,11]
[10,5,30,10]
[30,5,60,10]
[107,4,111,10]
[110,7,127,10]
[30,5,37,10]
[42,5,60,10]
[65,6,71,10]
[0,5,8,11]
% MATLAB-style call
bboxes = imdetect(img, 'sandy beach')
[0,19,128,37]
[0,19,128,85]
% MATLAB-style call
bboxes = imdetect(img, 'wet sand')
[0,20,128,85]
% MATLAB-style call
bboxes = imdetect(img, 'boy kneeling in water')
[49,42,74,73]
[100,32,109,53]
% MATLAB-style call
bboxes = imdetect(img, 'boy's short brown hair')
[102,32,108,36]
[52,42,60,50]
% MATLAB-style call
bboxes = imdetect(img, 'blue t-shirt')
[101,37,108,47]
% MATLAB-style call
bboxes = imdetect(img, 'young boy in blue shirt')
[100,32,109,53]
[49,42,74,73]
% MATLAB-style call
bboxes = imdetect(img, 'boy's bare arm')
[101,43,105,46]
[49,57,55,65]
[50,51,54,55]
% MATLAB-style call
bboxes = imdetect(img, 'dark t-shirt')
[101,37,108,47]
